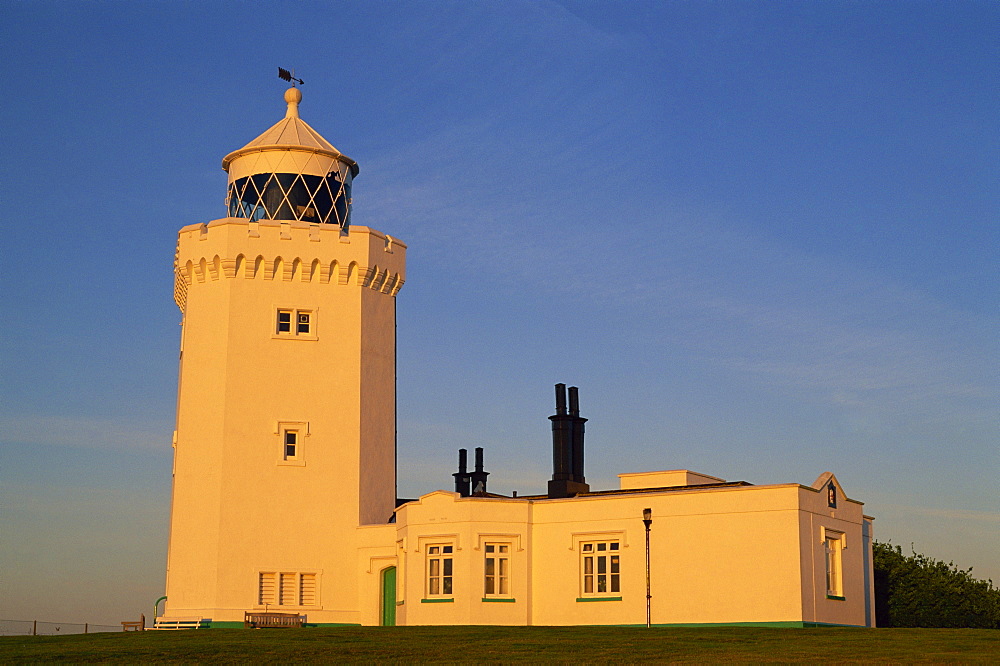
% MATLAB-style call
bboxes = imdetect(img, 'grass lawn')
[1,626,997,663]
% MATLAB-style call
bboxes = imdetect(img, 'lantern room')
[221,87,359,229]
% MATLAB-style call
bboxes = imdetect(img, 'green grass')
[2,626,997,663]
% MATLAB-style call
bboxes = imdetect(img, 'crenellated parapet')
[173,218,406,313]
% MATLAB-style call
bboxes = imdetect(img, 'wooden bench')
[244,611,305,628]
[121,613,145,631]
[149,616,202,630]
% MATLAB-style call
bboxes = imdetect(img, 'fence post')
[33,620,37,636]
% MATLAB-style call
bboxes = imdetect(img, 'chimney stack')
[568,386,585,484]
[469,447,490,495]
[453,448,471,497]
[548,383,589,498]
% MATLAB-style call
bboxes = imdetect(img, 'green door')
[380,566,396,626]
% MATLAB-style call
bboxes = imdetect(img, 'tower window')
[284,431,298,459]
[277,310,292,333]
[275,309,316,339]
[276,421,308,466]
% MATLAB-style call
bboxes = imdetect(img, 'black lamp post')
[643,507,652,628]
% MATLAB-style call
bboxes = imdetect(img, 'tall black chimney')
[568,386,586,485]
[453,448,471,497]
[548,384,589,498]
[550,384,572,483]
[469,447,490,494]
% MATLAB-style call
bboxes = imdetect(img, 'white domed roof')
[221,87,357,175]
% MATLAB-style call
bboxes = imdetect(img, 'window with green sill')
[484,543,511,599]
[825,532,844,598]
[426,544,453,598]
[580,540,620,598]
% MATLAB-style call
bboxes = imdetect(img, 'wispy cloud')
[0,414,170,452]
[368,126,997,429]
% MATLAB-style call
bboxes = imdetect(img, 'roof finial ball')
[278,66,304,119]
[284,86,302,120]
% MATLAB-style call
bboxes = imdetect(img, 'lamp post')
[643,507,652,628]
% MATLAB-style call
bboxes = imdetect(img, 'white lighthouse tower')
[163,85,405,626]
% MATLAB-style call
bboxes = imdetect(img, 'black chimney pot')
[469,446,490,495]
[453,448,471,497]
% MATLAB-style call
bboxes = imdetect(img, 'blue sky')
[1,1,997,625]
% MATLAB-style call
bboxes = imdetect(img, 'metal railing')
[0,619,121,636]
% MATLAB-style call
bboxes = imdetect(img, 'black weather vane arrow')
[278,67,304,86]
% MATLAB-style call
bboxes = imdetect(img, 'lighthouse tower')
[164,86,405,625]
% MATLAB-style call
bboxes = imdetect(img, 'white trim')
[415,534,462,553]
[475,533,523,552]
[569,530,627,551]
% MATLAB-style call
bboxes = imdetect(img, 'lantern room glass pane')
[311,176,334,224]
[227,168,353,229]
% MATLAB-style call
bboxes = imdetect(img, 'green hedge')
[874,541,1000,628]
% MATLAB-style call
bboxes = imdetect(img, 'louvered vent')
[279,573,297,605]
[299,573,317,606]
[258,572,276,605]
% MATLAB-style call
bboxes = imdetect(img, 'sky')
[1,1,997,626]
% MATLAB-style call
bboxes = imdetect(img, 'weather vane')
[278,67,304,86]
